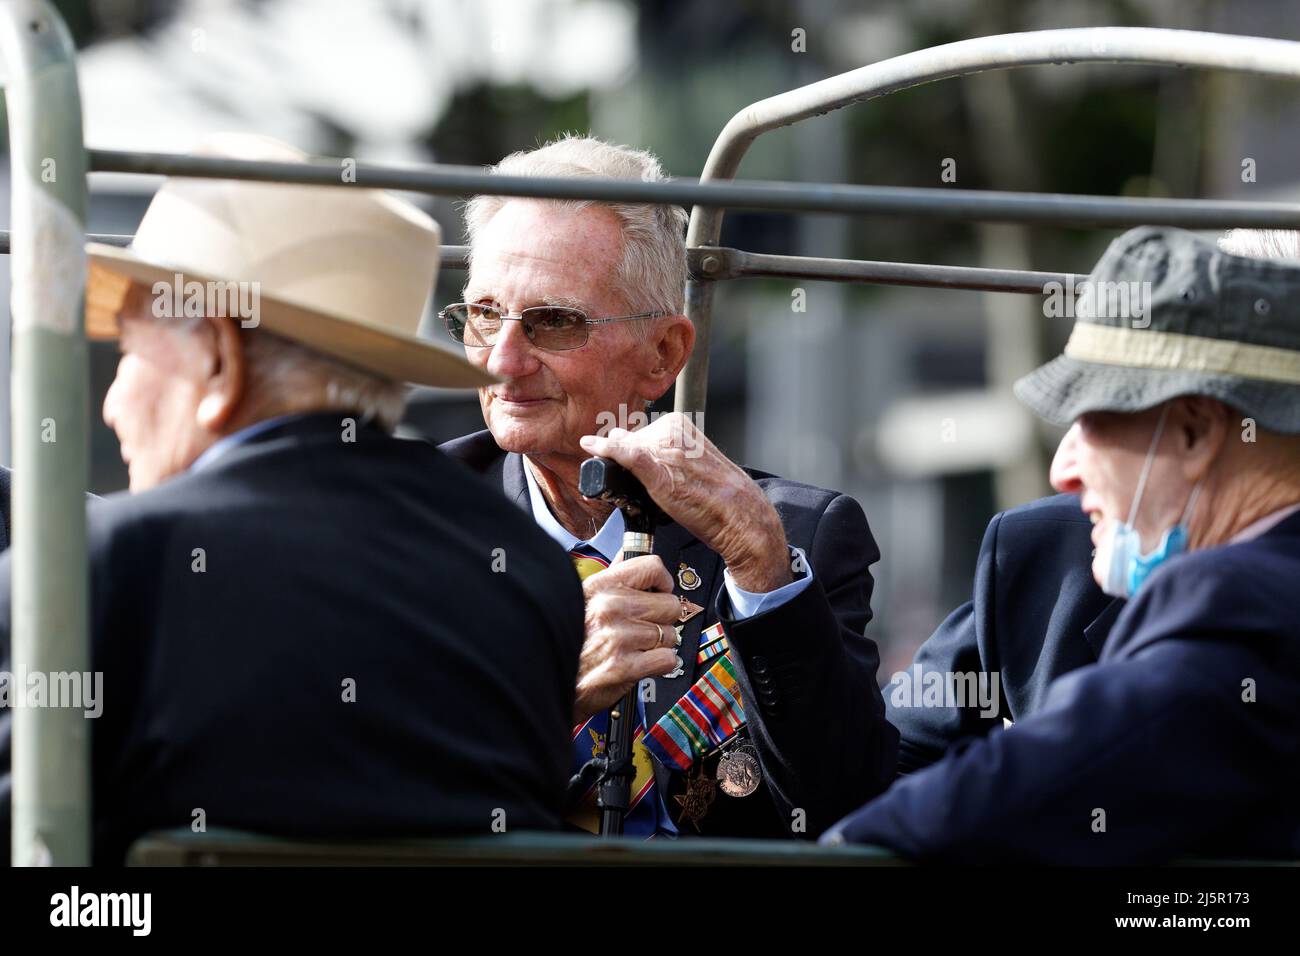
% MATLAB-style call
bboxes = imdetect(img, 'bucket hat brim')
[1014,353,1300,433]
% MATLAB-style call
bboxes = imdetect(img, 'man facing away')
[0,135,585,864]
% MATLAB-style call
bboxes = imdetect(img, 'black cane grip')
[579,457,654,517]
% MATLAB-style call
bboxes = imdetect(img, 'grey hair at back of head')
[240,332,409,433]
[464,134,689,317]
[1217,228,1300,262]
[150,312,409,432]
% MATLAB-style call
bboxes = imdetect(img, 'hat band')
[1064,322,1300,386]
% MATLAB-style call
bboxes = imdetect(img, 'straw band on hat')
[85,133,494,390]
[1014,225,1300,433]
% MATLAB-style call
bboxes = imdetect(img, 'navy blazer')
[0,415,585,864]
[889,494,1121,773]
[826,510,1300,864]
[440,429,897,838]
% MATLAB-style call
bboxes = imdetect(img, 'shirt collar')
[1229,501,1300,545]
[522,456,624,560]
[188,413,307,475]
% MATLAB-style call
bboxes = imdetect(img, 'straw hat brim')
[86,243,496,391]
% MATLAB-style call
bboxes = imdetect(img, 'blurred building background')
[3,0,1300,673]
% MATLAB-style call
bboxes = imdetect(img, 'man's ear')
[195,316,246,431]
[642,315,695,402]
[1174,396,1228,483]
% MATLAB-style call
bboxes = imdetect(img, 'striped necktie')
[567,543,663,837]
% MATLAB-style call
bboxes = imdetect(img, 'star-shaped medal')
[674,763,718,833]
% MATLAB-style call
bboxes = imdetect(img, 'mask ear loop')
[1126,403,1172,528]
[1180,474,1206,527]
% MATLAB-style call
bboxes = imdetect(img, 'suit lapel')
[1082,598,1124,657]
[645,529,719,725]
[501,452,531,514]
[643,523,724,801]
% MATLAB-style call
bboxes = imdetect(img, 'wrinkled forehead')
[465,200,626,312]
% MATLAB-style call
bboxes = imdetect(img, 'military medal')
[695,621,727,665]
[674,762,717,832]
[645,652,747,773]
[717,740,761,798]
[677,563,702,591]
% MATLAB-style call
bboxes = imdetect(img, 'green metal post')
[0,0,90,866]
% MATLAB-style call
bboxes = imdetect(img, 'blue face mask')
[1097,406,1204,600]
[1102,520,1192,598]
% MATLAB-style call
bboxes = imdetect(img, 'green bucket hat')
[1014,225,1300,434]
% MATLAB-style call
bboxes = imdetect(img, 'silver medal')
[717,743,761,798]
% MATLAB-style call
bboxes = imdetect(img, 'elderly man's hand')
[579,413,794,594]
[576,555,683,723]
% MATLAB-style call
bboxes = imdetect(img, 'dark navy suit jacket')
[827,509,1300,864]
[889,494,1121,773]
[440,429,897,838]
[0,415,585,864]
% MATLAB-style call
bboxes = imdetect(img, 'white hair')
[463,134,689,320]
[1217,228,1300,261]
[240,332,409,433]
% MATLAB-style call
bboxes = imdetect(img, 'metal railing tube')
[676,27,1300,415]
[0,0,92,866]
[86,150,1300,227]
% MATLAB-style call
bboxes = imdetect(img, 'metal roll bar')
[0,230,128,252]
[0,231,1078,295]
[86,148,1300,228]
[688,246,1080,294]
[1,0,91,866]
[676,27,1300,414]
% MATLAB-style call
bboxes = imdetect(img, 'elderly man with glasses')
[823,225,1300,864]
[440,134,896,839]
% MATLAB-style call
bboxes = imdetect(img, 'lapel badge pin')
[677,595,705,624]
[677,563,702,591]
